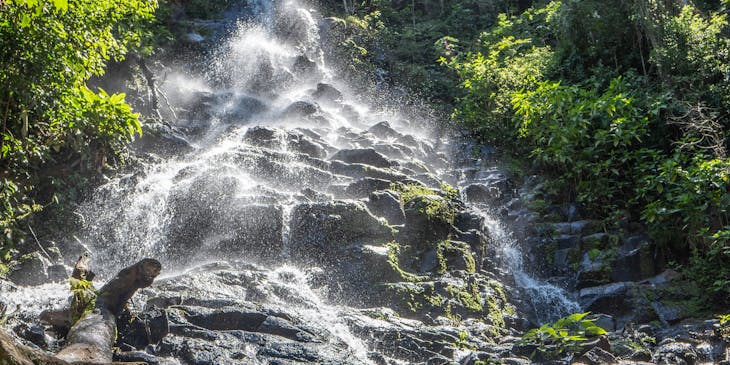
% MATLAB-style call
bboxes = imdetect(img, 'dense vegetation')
[326,0,729,307]
[0,0,159,273]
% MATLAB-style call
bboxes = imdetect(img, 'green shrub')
[0,0,156,267]
[519,312,607,359]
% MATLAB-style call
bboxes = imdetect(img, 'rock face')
[288,201,393,263]
[330,148,394,168]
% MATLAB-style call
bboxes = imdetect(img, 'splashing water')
[481,210,580,323]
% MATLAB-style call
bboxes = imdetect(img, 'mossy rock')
[436,241,476,274]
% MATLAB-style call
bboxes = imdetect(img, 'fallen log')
[56,258,161,363]
[1,256,161,365]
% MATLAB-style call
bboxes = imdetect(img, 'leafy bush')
[519,312,607,359]
[438,3,559,144]
[512,75,668,212]
[440,0,730,305]
[0,0,157,267]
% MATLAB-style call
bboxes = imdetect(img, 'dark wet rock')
[220,204,285,260]
[438,241,476,273]
[345,178,392,198]
[183,306,268,331]
[454,229,492,263]
[299,188,332,202]
[165,176,285,262]
[610,236,657,282]
[402,161,430,174]
[311,83,342,102]
[289,201,393,263]
[373,143,408,160]
[330,148,394,168]
[654,341,698,365]
[413,173,443,189]
[368,121,402,140]
[287,133,327,159]
[576,346,617,364]
[463,183,502,204]
[8,251,50,286]
[243,126,281,148]
[282,100,319,118]
[113,350,160,364]
[13,323,50,349]
[256,316,314,342]
[224,96,268,123]
[578,282,658,327]
[117,307,169,350]
[367,190,405,225]
[398,195,455,247]
[340,104,361,123]
[329,161,407,182]
[46,263,70,282]
[454,211,484,232]
[589,313,616,332]
[576,251,611,289]
[133,127,194,157]
[651,301,688,325]
[580,232,612,250]
[293,54,317,74]
[183,90,217,121]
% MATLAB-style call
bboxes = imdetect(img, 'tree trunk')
[55,258,161,364]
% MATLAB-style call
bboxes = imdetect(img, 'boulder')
[576,251,611,289]
[328,161,407,182]
[8,251,51,286]
[117,307,169,350]
[366,190,405,225]
[219,204,285,260]
[576,347,618,365]
[330,148,393,168]
[610,236,657,282]
[437,241,476,273]
[47,264,71,282]
[368,121,402,140]
[287,134,327,159]
[282,100,319,118]
[243,126,282,149]
[654,341,698,365]
[463,184,502,204]
[454,211,484,232]
[224,96,268,123]
[288,201,393,262]
[132,128,194,157]
[292,55,317,74]
[373,143,407,160]
[345,178,392,199]
[398,195,455,248]
[311,83,342,102]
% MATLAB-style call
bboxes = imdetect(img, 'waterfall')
[2,1,581,363]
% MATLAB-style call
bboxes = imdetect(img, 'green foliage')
[0,0,156,269]
[519,312,607,359]
[327,11,385,74]
[439,2,558,144]
[440,0,730,304]
[391,183,456,224]
[718,313,730,325]
[512,75,669,212]
[652,6,730,109]
[69,277,97,323]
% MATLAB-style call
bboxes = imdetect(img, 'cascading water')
[481,211,580,323]
[2,0,581,363]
